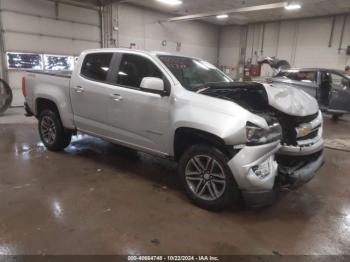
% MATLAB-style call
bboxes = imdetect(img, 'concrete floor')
[1,108,350,255]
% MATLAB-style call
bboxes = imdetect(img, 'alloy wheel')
[185,155,226,201]
[41,116,57,145]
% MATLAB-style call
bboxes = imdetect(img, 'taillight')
[22,77,26,97]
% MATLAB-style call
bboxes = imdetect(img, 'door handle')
[75,86,84,93]
[110,94,123,102]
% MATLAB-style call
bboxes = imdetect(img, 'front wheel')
[39,109,72,151]
[178,144,240,211]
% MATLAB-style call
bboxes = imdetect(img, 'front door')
[104,53,171,155]
[327,72,350,114]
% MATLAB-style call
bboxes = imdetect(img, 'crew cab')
[23,49,324,210]
[272,68,350,119]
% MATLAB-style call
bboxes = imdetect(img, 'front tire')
[178,144,240,211]
[38,109,72,151]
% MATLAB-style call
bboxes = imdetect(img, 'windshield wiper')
[197,87,210,93]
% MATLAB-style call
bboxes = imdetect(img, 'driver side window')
[116,54,163,89]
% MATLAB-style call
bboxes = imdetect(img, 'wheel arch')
[35,96,75,130]
[36,97,60,117]
[173,127,235,161]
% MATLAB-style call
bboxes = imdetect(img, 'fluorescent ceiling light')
[157,0,183,6]
[285,3,302,10]
[216,14,229,19]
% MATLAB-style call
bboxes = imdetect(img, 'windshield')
[158,55,232,91]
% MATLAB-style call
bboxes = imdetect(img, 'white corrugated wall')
[0,0,101,106]
[102,3,220,65]
[219,15,350,77]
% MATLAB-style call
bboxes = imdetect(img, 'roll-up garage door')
[0,0,101,106]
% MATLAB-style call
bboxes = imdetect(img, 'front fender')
[170,103,249,156]
[169,89,270,155]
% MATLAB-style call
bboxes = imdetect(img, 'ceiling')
[125,0,350,25]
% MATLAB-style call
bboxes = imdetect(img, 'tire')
[178,144,240,211]
[0,78,13,115]
[38,109,72,151]
[332,114,343,121]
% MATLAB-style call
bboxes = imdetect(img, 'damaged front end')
[276,111,324,189]
[199,82,324,192]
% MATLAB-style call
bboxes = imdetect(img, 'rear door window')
[277,71,317,83]
[116,54,163,88]
[81,53,114,82]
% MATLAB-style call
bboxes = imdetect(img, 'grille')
[293,112,319,125]
[277,112,319,146]
[297,128,319,141]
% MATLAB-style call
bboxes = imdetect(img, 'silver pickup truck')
[23,49,324,210]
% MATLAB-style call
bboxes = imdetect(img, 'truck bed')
[24,70,73,124]
[27,70,72,78]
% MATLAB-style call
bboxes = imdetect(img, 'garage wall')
[219,15,350,77]
[105,3,220,64]
[219,26,241,68]
[0,0,101,106]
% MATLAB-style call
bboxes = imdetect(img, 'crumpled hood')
[263,83,319,117]
[198,82,319,117]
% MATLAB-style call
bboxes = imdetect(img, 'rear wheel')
[39,109,72,151]
[0,78,13,115]
[178,144,240,211]
[332,114,343,121]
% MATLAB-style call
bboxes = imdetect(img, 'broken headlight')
[246,122,282,145]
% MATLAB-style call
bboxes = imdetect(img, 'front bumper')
[277,151,325,189]
[227,141,281,208]
[228,140,281,192]
[279,138,324,156]
[237,151,324,208]
[227,139,324,207]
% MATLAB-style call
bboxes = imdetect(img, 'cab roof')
[82,48,201,60]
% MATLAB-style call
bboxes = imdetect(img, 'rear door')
[103,52,172,155]
[327,72,350,114]
[70,52,115,135]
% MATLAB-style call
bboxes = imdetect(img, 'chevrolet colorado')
[23,49,324,210]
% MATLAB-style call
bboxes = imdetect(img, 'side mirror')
[140,77,164,93]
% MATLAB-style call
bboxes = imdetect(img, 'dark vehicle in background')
[272,68,350,119]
